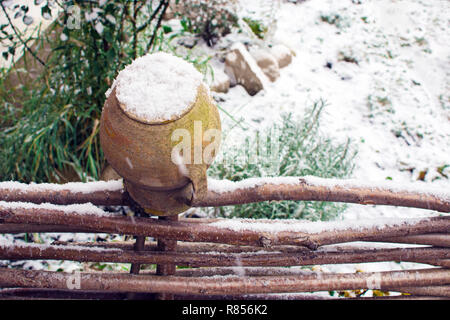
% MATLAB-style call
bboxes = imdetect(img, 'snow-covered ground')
[216,0,449,222]
[0,0,448,297]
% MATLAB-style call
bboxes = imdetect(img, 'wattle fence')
[0,177,449,300]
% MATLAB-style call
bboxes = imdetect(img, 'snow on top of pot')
[109,52,204,123]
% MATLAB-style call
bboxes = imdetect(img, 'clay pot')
[100,83,221,216]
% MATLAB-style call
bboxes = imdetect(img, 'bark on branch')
[0,187,126,206]
[192,178,450,213]
[51,237,450,253]
[0,206,448,248]
[1,176,448,212]
[0,287,447,300]
[0,242,448,268]
[0,268,448,295]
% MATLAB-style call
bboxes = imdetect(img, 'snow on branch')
[0,179,125,205]
[0,201,116,217]
[0,240,448,268]
[0,176,448,212]
[0,205,448,249]
[194,176,450,212]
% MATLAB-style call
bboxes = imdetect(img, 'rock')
[162,5,175,20]
[207,66,231,93]
[224,43,269,96]
[224,65,237,87]
[250,48,280,82]
[163,1,182,20]
[271,44,293,68]
[178,36,198,49]
[100,164,122,181]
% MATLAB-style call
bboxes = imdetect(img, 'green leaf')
[180,19,189,32]
[106,48,115,64]
[104,30,113,43]
[162,25,172,33]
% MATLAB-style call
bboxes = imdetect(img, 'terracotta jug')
[100,53,221,215]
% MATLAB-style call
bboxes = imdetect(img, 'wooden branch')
[0,206,448,249]
[0,186,126,206]
[39,233,450,253]
[6,224,448,250]
[394,285,450,298]
[45,240,450,268]
[0,288,332,300]
[136,0,166,34]
[193,178,450,213]
[0,268,448,295]
[0,290,446,300]
[0,178,447,301]
[52,240,286,253]
[1,176,448,212]
[376,233,450,248]
[179,294,448,300]
[416,259,450,268]
[0,224,95,233]
[171,265,450,278]
[144,0,170,53]
[129,236,145,274]
[0,288,446,300]
[0,288,156,300]
[155,215,178,300]
[1,242,448,268]
[127,235,146,300]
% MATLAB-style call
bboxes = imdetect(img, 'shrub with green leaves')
[174,0,239,46]
[0,0,174,182]
[206,100,357,221]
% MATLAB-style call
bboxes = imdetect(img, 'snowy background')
[215,0,449,220]
[207,0,449,292]
[1,0,449,298]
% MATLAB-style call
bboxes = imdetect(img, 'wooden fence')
[0,178,448,299]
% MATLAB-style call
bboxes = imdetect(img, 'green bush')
[174,0,239,46]
[0,1,173,182]
[206,100,357,221]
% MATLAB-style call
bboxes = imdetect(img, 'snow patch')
[0,201,115,217]
[112,52,204,123]
[207,176,450,201]
[208,216,433,234]
[0,179,124,194]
